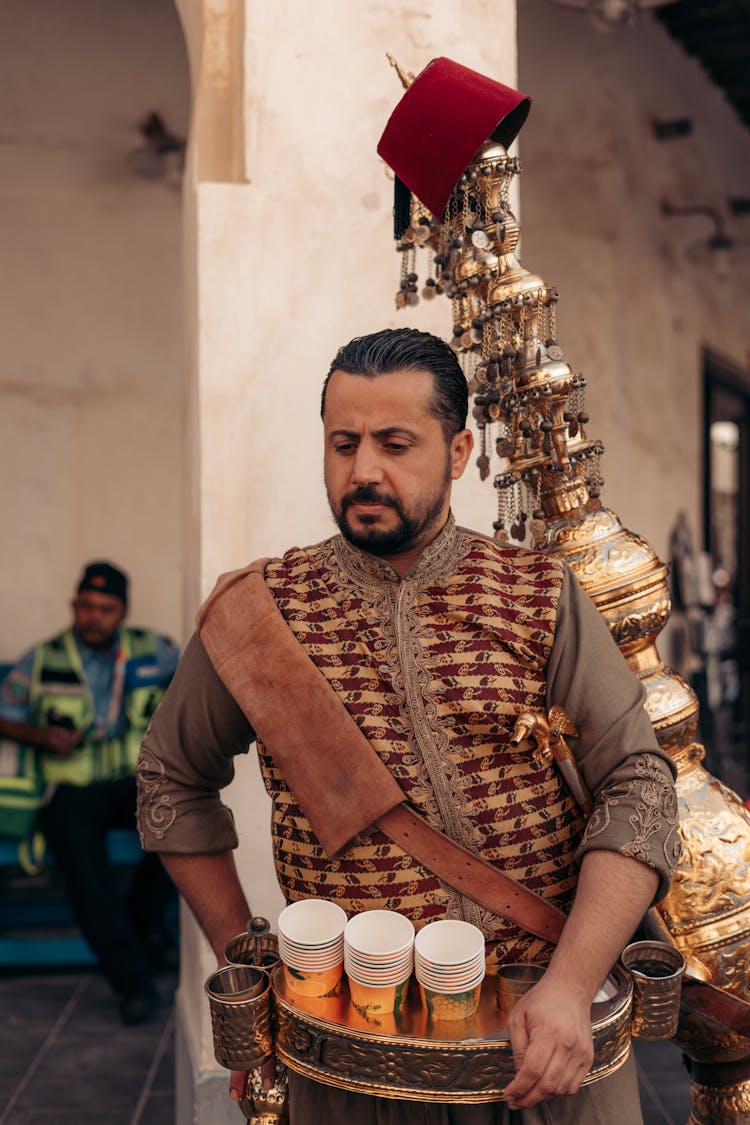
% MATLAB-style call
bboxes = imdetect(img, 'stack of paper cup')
[344,909,415,1015]
[277,899,347,997]
[414,919,486,1020]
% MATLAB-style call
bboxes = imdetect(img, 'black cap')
[76,561,129,606]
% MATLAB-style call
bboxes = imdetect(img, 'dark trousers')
[39,775,175,996]
[288,1051,644,1123]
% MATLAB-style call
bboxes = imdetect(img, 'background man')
[0,561,179,1025]
[137,328,680,1121]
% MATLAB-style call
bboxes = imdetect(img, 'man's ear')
[449,429,474,480]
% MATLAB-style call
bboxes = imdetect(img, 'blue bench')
[0,829,149,968]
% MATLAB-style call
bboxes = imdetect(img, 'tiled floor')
[0,969,176,1124]
[635,1041,692,1125]
[0,965,696,1124]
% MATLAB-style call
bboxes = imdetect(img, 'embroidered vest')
[29,628,166,786]
[257,521,586,968]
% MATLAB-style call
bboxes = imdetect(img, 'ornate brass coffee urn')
[382,57,750,1125]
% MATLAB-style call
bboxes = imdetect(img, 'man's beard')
[330,473,450,557]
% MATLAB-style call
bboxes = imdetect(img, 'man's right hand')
[42,727,82,755]
[503,972,594,1109]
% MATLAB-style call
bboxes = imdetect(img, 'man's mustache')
[342,486,399,510]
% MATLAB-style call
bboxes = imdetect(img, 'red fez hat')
[377,57,531,220]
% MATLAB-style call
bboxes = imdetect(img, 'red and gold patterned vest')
[257,517,586,968]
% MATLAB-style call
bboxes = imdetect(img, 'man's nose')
[351,444,384,485]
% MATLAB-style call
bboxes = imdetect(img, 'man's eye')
[334,443,356,454]
[385,443,408,453]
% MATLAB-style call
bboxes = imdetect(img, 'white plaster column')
[175,2,518,1118]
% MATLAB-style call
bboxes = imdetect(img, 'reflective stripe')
[26,629,166,786]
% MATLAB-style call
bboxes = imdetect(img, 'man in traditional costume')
[137,328,680,1122]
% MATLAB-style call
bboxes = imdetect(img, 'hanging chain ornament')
[387,128,603,538]
[476,425,490,480]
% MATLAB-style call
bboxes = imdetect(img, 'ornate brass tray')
[272,965,633,1103]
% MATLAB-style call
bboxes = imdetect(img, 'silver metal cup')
[621,939,685,1040]
[205,964,274,1070]
[497,962,545,1014]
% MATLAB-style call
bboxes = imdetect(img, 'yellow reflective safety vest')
[28,628,167,786]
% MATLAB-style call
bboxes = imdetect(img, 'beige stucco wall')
[195,0,520,596]
[517,0,750,565]
[0,0,189,658]
[177,0,519,1100]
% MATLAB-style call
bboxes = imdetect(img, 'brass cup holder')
[225,928,281,973]
[215,923,289,1121]
[621,940,685,1041]
[205,965,274,1071]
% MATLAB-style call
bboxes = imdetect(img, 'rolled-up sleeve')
[546,566,682,902]
[136,633,255,854]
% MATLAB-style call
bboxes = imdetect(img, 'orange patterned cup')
[348,977,409,1016]
[282,961,343,998]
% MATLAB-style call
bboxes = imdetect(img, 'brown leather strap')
[687,1051,750,1087]
[682,978,750,1039]
[377,804,566,944]
[198,563,404,858]
[197,560,567,942]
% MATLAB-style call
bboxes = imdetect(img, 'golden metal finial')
[510,708,592,815]
[386,53,414,90]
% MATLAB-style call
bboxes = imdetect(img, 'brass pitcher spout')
[511,708,593,816]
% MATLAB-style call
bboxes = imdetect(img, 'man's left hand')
[503,973,594,1109]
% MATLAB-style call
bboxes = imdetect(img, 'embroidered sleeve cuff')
[136,741,240,853]
[576,753,682,903]
[134,633,255,853]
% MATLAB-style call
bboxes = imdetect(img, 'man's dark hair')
[321,328,468,439]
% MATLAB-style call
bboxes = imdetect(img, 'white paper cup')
[345,951,413,985]
[416,965,485,990]
[415,958,485,992]
[415,948,484,976]
[279,948,343,972]
[278,933,344,974]
[277,901,347,996]
[414,920,485,967]
[345,910,415,958]
[278,899,347,946]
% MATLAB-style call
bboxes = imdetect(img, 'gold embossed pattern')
[272,969,633,1101]
[688,1078,750,1123]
